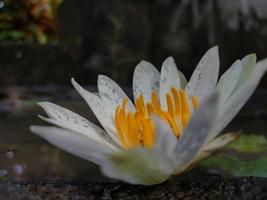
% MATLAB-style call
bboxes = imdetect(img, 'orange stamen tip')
[192,96,198,109]
[114,89,198,149]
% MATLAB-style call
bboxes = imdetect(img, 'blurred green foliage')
[0,0,62,44]
[201,135,267,177]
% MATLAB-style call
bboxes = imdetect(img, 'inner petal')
[115,87,198,149]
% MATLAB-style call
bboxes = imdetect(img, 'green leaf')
[200,134,267,177]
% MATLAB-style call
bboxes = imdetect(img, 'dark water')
[0,100,108,181]
[0,90,267,181]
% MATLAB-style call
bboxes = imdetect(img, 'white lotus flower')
[30,46,267,185]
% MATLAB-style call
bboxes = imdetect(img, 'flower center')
[114,87,198,149]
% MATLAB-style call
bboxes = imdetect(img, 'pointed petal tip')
[165,56,174,62]
[212,45,218,50]
[138,60,152,67]
[134,60,157,77]
[243,53,257,63]
[98,74,105,80]
[37,102,55,111]
[37,101,50,107]
[70,77,76,84]
[37,114,47,121]
[30,125,41,135]
[248,53,257,59]
[162,56,176,67]
[140,59,148,63]
[71,77,77,85]
[30,125,51,136]
[37,102,44,107]
[206,46,219,56]
[71,78,82,92]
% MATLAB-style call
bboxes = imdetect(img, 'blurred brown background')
[1,0,267,86]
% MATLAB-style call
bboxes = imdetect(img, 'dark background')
[1,0,267,87]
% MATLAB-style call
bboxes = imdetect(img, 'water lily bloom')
[31,46,267,185]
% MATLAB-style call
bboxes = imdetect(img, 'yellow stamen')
[166,93,174,117]
[127,112,139,146]
[192,96,198,110]
[114,88,198,149]
[171,87,182,117]
[179,90,190,127]
[146,102,154,115]
[135,95,148,117]
[151,91,160,109]
[115,107,128,148]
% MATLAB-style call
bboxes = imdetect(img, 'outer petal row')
[30,126,114,165]
[159,57,181,109]
[71,78,121,145]
[98,75,135,113]
[38,102,119,149]
[31,125,175,185]
[185,46,219,103]
[133,61,160,103]
[216,59,242,104]
[211,57,267,141]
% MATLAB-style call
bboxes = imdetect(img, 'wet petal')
[71,78,120,143]
[209,57,267,141]
[98,75,135,112]
[30,126,113,165]
[160,57,181,109]
[133,61,160,103]
[38,115,120,150]
[217,60,242,104]
[185,46,219,102]
[233,54,257,92]
[38,102,107,139]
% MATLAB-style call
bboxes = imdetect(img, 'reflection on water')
[0,100,108,181]
[0,92,267,181]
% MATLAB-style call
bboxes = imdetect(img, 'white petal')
[234,54,256,92]
[133,61,160,103]
[203,131,240,151]
[30,126,113,165]
[183,132,240,168]
[173,92,219,170]
[101,148,175,185]
[216,60,242,104]
[71,78,120,144]
[38,102,105,134]
[178,70,188,88]
[98,75,135,112]
[153,115,178,157]
[209,57,267,141]
[160,57,181,109]
[185,46,219,102]
[38,115,120,150]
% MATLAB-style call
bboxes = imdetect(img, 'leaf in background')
[200,135,267,177]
